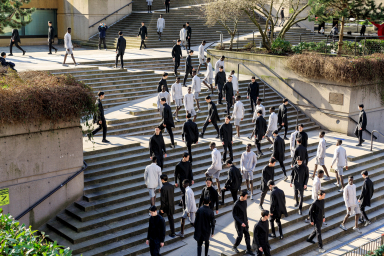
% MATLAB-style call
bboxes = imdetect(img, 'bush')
[0,209,72,255]
[271,38,292,55]
[215,44,226,50]
[363,39,384,54]
[243,41,256,50]
[0,70,96,127]
[365,243,384,256]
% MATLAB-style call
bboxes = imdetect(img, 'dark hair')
[206,177,212,182]
[149,205,157,212]
[240,189,248,197]
[142,21,145,24]
[359,104,364,108]
[283,98,288,103]
[318,170,324,175]
[203,197,210,204]
[361,170,368,176]
[219,66,224,69]
[163,72,168,77]
[207,57,211,61]
[193,70,197,74]
[348,175,353,179]
[176,77,180,81]
[273,130,279,135]
[97,91,105,97]
[205,95,211,100]
[187,113,192,118]
[225,159,232,165]
[257,110,262,114]
[231,70,235,74]
[67,27,71,30]
[119,31,123,35]
[236,95,241,99]
[202,40,206,44]
[270,106,275,111]
[186,22,189,24]
[210,141,216,147]
[261,210,270,217]
[318,190,325,196]
[160,174,168,181]
[152,155,157,162]
[183,24,186,27]
[251,76,255,79]
[221,55,225,59]
[48,21,52,24]
[226,115,231,120]
[320,131,325,136]
[247,143,252,147]
[267,180,275,186]
[299,124,304,128]
[182,179,190,186]
[183,152,189,158]
[161,97,166,102]
[177,39,181,42]
[337,139,343,145]
[269,158,276,164]
[1,52,6,57]
[228,75,233,78]
[257,98,263,102]
[189,50,194,53]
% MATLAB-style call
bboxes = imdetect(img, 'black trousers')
[186,142,193,163]
[48,40,57,53]
[222,188,238,203]
[149,239,161,256]
[183,68,193,86]
[159,123,174,146]
[174,58,180,74]
[159,212,175,235]
[257,246,271,256]
[187,37,191,50]
[294,185,304,210]
[278,123,288,138]
[155,154,164,170]
[278,160,286,176]
[360,204,370,222]
[308,223,323,248]
[270,215,282,236]
[197,237,210,256]
[223,141,233,163]
[10,41,25,54]
[165,3,170,12]
[260,187,268,206]
[226,101,232,115]
[255,138,262,153]
[356,129,363,144]
[92,120,107,140]
[250,97,257,113]
[115,53,124,68]
[217,83,224,103]
[99,37,106,49]
[140,39,147,49]
[234,225,251,250]
[202,120,219,135]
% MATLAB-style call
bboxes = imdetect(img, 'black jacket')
[182,119,199,144]
[219,123,233,143]
[48,26,55,40]
[93,98,105,123]
[270,186,288,218]
[296,131,308,148]
[147,215,166,242]
[160,182,175,215]
[138,26,147,39]
[233,199,248,226]
[290,164,309,188]
[11,29,20,43]
[207,101,220,123]
[158,78,168,93]
[172,44,182,60]
[272,135,285,162]
[254,116,267,141]
[215,71,226,85]
[174,160,193,185]
[309,199,325,226]
[280,9,285,18]
[358,110,367,130]
[161,103,175,128]
[247,81,259,99]
[116,36,126,55]
[291,144,308,166]
[185,55,193,71]
[0,57,8,67]
[223,82,234,102]
[359,177,374,207]
[194,205,215,241]
[224,165,242,191]
[278,103,287,125]
[261,165,274,191]
[199,186,219,211]
[186,26,192,38]
[149,133,166,156]
[252,218,270,250]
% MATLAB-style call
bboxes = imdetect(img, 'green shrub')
[365,243,384,256]
[362,39,384,54]
[243,41,256,50]
[0,209,72,255]
[271,38,292,55]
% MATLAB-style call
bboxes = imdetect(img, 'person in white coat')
[171,77,183,122]
[265,106,278,148]
[305,170,327,225]
[157,85,171,117]
[180,24,187,50]
[184,87,197,122]
[230,71,239,104]
[331,139,348,192]
[313,131,331,180]
[144,156,162,206]
[157,14,165,40]
[176,179,197,238]
[248,99,266,140]
[205,142,223,194]
[240,144,257,199]
[290,125,299,157]
[146,0,153,13]
[197,40,207,74]
[63,28,78,66]
[215,56,225,75]
[202,57,214,95]
[340,176,362,233]
[232,95,244,138]
[191,70,201,112]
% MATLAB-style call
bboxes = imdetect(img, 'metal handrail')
[89,2,133,28]
[15,161,88,220]
[348,117,377,140]
[339,234,384,256]
[238,63,299,126]
[371,130,384,151]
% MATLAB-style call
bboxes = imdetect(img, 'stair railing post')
[237,30,239,50]
[253,31,255,47]
[354,36,357,56]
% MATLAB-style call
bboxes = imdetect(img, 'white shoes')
[353,227,362,233]
[250,194,253,200]
[175,117,180,122]
[196,109,200,113]
[334,182,340,187]
[339,224,347,231]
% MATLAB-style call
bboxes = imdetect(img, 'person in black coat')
[306,190,326,253]
[221,160,242,205]
[149,127,167,169]
[158,72,169,92]
[199,177,219,214]
[88,91,109,143]
[268,180,287,239]
[215,66,226,104]
[159,174,176,238]
[296,124,308,148]
[360,25,366,36]
[290,159,309,215]
[174,152,194,207]
[183,50,194,87]
[247,77,259,113]
[146,205,166,256]
[98,22,108,50]
[186,22,192,50]
[252,210,270,256]
[254,110,267,157]
[165,0,170,13]
[182,113,199,163]
[158,98,175,148]
[138,22,148,50]
[200,95,220,138]
[259,158,276,210]
[232,190,254,255]
[115,31,126,69]
[48,21,57,54]
[194,197,215,256]
[223,76,234,115]
[358,170,374,225]
[272,130,287,179]
[172,40,183,76]
[0,52,16,71]
[9,29,25,56]
[277,98,289,140]
[355,104,367,146]
[291,138,308,166]
[220,116,233,163]
[279,7,285,27]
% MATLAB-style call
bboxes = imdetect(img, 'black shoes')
[356,144,362,147]
[48,52,52,54]
[87,133,92,140]
[246,250,255,256]
[280,235,284,240]
[219,201,225,205]
[259,205,264,210]
[231,246,240,253]
[8,54,13,56]
[55,49,57,53]
[306,239,315,244]
[294,203,299,207]
[199,133,204,138]
[102,139,110,143]
[215,135,220,139]
[269,233,276,238]
[23,51,26,55]
[284,137,289,140]
[169,233,176,238]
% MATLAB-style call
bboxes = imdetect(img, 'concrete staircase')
[131,0,205,12]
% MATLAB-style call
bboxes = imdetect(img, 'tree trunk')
[337,16,345,55]
[229,34,234,50]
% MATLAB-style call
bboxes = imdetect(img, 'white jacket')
[316,138,326,158]
[267,112,278,132]
[157,91,170,109]
[253,104,266,121]
[184,186,197,213]
[232,75,239,91]
[312,176,321,200]
[144,163,162,189]
[171,82,183,100]
[184,93,195,111]
[64,32,73,49]
[232,100,244,120]
[205,62,213,80]
[343,183,358,208]
[215,59,225,74]
[290,130,299,157]
[180,28,186,41]
[208,148,222,171]
[147,0,153,3]
[198,44,205,60]
[240,151,257,172]
[157,18,165,29]
[331,146,348,167]
[192,75,201,93]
